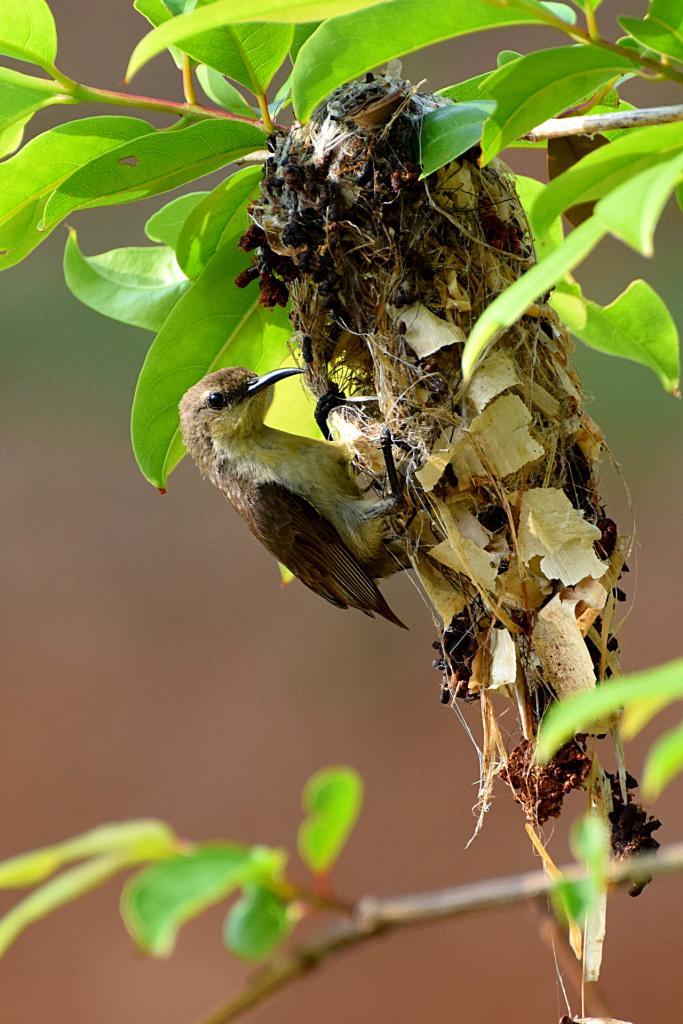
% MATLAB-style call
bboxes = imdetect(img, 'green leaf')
[0,116,152,271]
[552,875,596,923]
[290,22,320,62]
[0,66,66,134]
[291,0,560,123]
[419,102,495,178]
[572,813,608,879]
[127,0,388,81]
[479,46,635,165]
[437,71,494,104]
[64,232,190,333]
[536,658,683,762]
[0,855,131,957]
[540,1,576,23]
[0,115,28,158]
[530,121,683,238]
[514,174,564,258]
[144,190,210,249]
[462,216,606,380]
[175,164,262,279]
[551,278,680,393]
[122,843,285,956]
[224,883,291,960]
[151,20,294,94]
[131,225,291,488]
[196,65,256,118]
[134,0,186,68]
[619,5,683,65]
[593,150,683,256]
[41,120,266,230]
[298,767,363,874]
[0,820,176,889]
[0,0,57,69]
[642,719,683,797]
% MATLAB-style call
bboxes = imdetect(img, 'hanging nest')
[237,74,660,939]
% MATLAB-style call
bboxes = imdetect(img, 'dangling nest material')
[238,74,659,915]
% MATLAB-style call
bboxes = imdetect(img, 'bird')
[179,366,407,627]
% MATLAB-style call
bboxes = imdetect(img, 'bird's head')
[179,366,304,467]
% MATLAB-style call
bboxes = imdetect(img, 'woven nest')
[237,75,658,874]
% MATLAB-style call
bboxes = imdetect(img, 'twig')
[194,842,683,1024]
[525,103,683,141]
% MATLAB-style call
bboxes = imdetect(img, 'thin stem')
[583,2,599,42]
[525,102,683,140]
[70,82,264,126]
[181,55,197,106]
[194,842,683,1024]
[254,88,274,134]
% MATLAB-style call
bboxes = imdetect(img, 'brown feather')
[225,480,407,629]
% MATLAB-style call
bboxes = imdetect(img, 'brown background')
[2,1,681,1021]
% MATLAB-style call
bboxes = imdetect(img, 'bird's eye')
[207,392,227,410]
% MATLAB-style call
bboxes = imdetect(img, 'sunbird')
[179,366,407,627]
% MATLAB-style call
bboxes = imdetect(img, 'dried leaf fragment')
[469,394,544,477]
[430,505,499,591]
[399,302,466,358]
[533,593,596,699]
[489,626,517,690]
[466,349,519,413]
[518,487,606,586]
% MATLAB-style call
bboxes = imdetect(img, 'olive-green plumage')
[179,367,406,627]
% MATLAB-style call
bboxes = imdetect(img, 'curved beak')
[245,367,304,396]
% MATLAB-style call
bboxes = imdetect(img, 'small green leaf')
[540,2,576,23]
[536,658,683,762]
[642,719,683,797]
[64,232,190,333]
[127,0,388,81]
[195,65,256,118]
[551,279,680,394]
[552,875,596,923]
[144,191,210,249]
[0,820,176,889]
[479,46,635,165]
[437,71,495,104]
[462,216,606,380]
[419,102,495,178]
[298,767,363,874]
[619,7,683,65]
[224,883,291,960]
[122,843,286,956]
[0,66,66,134]
[0,116,153,271]
[530,120,683,238]
[131,224,291,488]
[41,120,266,230]
[291,0,558,123]
[593,151,683,256]
[175,164,262,279]
[0,0,57,69]
[572,813,608,879]
[0,855,131,957]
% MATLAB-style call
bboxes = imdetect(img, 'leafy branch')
[196,842,683,1024]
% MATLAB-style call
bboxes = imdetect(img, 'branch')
[525,103,683,141]
[70,83,264,126]
[195,843,683,1024]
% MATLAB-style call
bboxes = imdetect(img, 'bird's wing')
[247,482,406,628]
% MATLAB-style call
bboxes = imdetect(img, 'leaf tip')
[158,487,167,495]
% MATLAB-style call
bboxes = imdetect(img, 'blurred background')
[1,1,681,1021]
